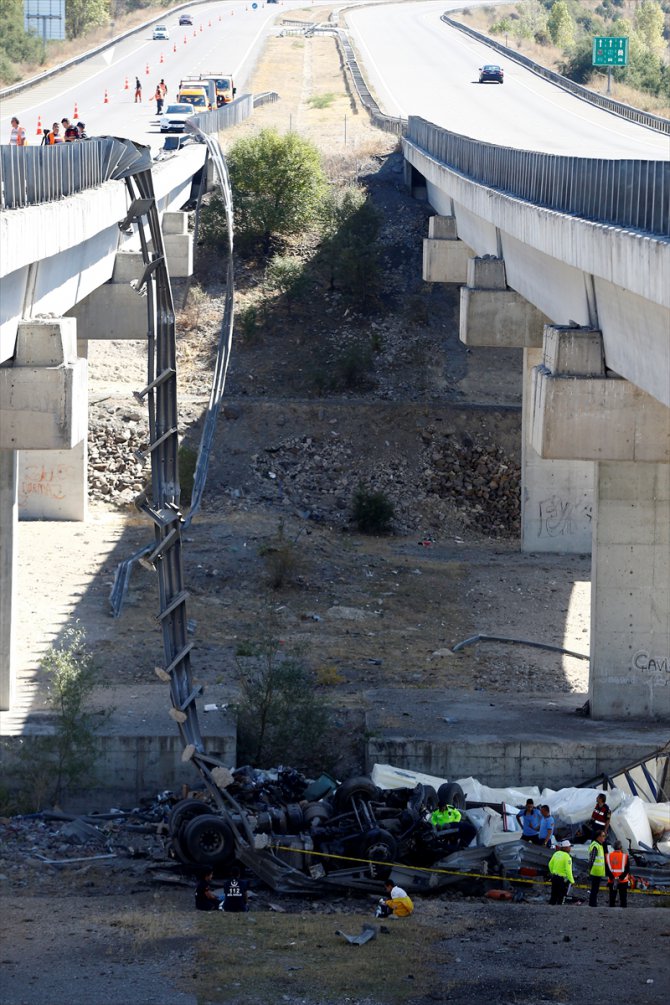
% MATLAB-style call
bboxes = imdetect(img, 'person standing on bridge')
[154,83,164,114]
[135,76,142,103]
[159,78,168,100]
[9,117,27,146]
[45,122,63,144]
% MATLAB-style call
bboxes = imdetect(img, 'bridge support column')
[162,211,194,278]
[0,317,87,709]
[531,325,670,719]
[68,251,148,339]
[423,215,473,284]
[521,347,594,552]
[0,450,18,710]
[458,264,592,553]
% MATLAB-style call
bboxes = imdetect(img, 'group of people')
[41,117,88,144]
[529,792,632,908]
[8,115,88,146]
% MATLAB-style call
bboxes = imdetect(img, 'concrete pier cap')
[0,319,87,450]
[459,256,548,348]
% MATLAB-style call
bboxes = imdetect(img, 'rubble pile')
[88,405,150,507]
[422,437,521,537]
[252,430,520,537]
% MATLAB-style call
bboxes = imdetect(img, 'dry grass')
[190,910,455,1004]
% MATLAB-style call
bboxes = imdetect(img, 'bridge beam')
[423,215,474,284]
[531,325,670,719]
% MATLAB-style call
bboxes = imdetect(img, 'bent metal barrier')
[405,116,670,238]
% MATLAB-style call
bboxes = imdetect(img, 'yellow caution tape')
[271,843,666,897]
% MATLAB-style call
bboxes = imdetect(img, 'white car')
[152,24,169,40]
[159,103,195,132]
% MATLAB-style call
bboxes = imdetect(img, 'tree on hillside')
[634,0,665,55]
[0,0,45,80]
[318,184,382,309]
[547,1,575,48]
[514,0,548,42]
[227,129,327,255]
[66,0,110,39]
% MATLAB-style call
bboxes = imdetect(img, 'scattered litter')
[335,924,377,945]
[269,903,287,912]
[34,853,116,865]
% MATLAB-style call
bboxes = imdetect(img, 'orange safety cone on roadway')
[160,52,164,63]
[73,102,79,119]
[145,63,150,75]
[183,35,187,43]
[124,76,129,89]
[208,20,211,27]
[199,23,203,31]
[104,89,109,103]
[173,43,177,52]
[36,115,43,135]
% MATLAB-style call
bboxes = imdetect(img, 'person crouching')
[376,879,414,918]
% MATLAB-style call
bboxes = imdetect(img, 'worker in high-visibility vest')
[588,830,607,907]
[431,802,462,827]
[548,840,575,905]
[605,840,630,908]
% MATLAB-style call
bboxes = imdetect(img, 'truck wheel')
[183,814,235,866]
[359,828,398,863]
[168,798,210,837]
[437,782,465,810]
[334,777,378,812]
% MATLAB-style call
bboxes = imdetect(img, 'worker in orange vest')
[605,840,630,908]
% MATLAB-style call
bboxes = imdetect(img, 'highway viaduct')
[0,95,668,726]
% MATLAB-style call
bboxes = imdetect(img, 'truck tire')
[168,798,210,837]
[437,782,465,810]
[334,777,378,812]
[183,814,235,866]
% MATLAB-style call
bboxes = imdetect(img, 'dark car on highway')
[479,64,504,84]
[179,13,193,25]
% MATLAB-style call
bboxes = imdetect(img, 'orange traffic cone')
[192,29,197,37]
[199,23,203,31]
[73,101,79,119]
[183,35,187,43]
[173,43,176,52]
[36,115,43,136]
[208,20,211,27]
[145,63,149,75]
[103,89,109,104]
[124,76,129,90]
[160,52,164,63]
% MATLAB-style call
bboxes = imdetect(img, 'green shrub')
[308,93,336,109]
[265,254,309,312]
[259,520,302,589]
[351,484,394,535]
[178,444,198,506]
[235,635,333,771]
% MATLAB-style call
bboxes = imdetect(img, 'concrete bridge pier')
[531,325,670,719]
[161,211,194,278]
[0,318,88,709]
[423,215,473,284]
[456,256,594,554]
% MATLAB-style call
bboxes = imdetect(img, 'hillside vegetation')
[456,0,670,116]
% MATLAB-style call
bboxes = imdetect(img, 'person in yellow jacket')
[588,830,607,907]
[376,879,414,918]
[548,840,575,905]
[431,802,461,827]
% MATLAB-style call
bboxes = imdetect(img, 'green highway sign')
[592,36,629,66]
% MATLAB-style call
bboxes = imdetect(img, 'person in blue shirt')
[538,804,555,846]
[517,798,541,843]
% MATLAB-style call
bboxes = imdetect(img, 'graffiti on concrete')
[538,495,592,538]
[633,650,670,676]
[19,462,74,505]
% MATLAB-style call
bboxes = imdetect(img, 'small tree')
[235,635,333,771]
[351,483,395,535]
[318,185,382,309]
[227,129,327,254]
[265,254,309,313]
[20,625,102,808]
[547,1,575,48]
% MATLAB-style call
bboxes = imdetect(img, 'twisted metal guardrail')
[0,137,135,209]
[441,14,670,136]
[405,116,670,238]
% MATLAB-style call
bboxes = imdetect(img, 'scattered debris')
[336,923,378,945]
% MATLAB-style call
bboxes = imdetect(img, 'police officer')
[548,839,574,905]
[431,801,461,828]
